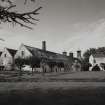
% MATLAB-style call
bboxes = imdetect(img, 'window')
[21,51,25,57]
[4,54,6,57]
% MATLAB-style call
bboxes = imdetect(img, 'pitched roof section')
[24,44,68,62]
[7,48,17,57]
[92,53,105,58]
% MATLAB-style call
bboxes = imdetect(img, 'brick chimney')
[69,52,74,59]
[42,41,46,51]
[62,51,67,56]
[77,50,82,60]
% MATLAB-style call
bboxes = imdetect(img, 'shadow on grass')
[0,87,105,105]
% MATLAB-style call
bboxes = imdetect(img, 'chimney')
[42,41,46,51]
[77,50,82,60]
[69,52,74,59]
[62,51,67,56]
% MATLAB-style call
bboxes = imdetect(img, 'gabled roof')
[7,48,17,57]
[92,53,105,58]
[24,44,68,62]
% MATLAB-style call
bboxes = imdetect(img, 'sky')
[1,0,105,56]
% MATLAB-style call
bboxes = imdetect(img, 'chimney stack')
[42,41,46,51]
[77,50,81,60]
[69,52,73,59]
[62,51,67,56]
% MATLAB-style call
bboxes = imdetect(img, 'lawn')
[0,82,105,105]
[0,71,105,105]
[0,70,105,82]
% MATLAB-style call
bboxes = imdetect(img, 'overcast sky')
[0,0,105,55]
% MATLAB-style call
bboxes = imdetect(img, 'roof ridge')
[22,44,68,61]
[24,44,40,50]
[6,48,17,51]
[23,44,62,55]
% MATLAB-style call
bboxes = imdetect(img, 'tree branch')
[0,5,42,29]
[0,0,42,29]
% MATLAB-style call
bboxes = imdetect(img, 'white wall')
[89,55,95,66]
[15,44,32,59]
[0,48,13,70]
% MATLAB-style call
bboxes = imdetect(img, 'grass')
[0,71,105,104]
[0,86,105,105]
[0,70,105,82]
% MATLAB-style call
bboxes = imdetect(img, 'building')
[15,41,70,72]
[0,48,17,70]
[71,51,82,72]
[77,50,82,60]
[14,41,83,72]
[15,42,68,61]
[89,53,105,71]
[0,41,82,72]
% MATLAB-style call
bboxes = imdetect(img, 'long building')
[0,41,82,72]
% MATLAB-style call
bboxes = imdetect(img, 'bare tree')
[0,0,42,29]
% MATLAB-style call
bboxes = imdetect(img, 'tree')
[0,0,42,29]
[82,47,105,71]
[15,57,25,76]
[83,47,105,63]
[83,48,96,62]
[25,56,40,75]
[82,48,96,71]
[81,59,92,71]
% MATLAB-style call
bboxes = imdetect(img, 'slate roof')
[24,44,68,62]
[7,48,17,57]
